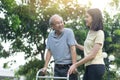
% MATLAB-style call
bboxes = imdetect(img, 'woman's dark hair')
[87,8,103,31]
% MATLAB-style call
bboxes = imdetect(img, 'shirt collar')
[52,29,64,38]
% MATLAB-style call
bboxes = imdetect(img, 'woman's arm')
[76,43,101,66]
[68,43,102,75]
[76,43,84,51]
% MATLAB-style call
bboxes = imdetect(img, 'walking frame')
[36,68,81,80]
[36,69,69,80]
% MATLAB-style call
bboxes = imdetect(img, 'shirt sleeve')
[46,33,51,49]
[67,29,76,46]
[95,30,104,45]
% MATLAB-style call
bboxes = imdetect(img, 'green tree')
[103,0,120,79]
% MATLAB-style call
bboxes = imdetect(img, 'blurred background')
[0,0,120,80]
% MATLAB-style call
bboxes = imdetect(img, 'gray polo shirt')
[46,28,76,64]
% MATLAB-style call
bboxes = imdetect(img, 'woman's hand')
[68,64,77,75]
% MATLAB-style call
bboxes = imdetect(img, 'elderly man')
[42,14,78,80]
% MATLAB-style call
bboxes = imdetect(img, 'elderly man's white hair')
[49,14,63,26]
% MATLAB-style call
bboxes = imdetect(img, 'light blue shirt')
[46,28,76,64]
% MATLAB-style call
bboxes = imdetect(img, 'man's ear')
[51,27,54,30]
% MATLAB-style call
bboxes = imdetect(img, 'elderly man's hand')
[41,67,47,76]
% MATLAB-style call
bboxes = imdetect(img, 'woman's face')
[85,12,92,28]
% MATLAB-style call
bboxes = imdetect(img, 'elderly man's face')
[51,16,64,34]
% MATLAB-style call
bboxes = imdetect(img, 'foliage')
[16,58,44,80]
[0,43,9,58]
[103,0,120,79]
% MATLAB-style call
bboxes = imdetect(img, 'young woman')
[68,8,105,80]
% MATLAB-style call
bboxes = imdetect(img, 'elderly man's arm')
[68,45,77,74]
[70,45,77,64]
[42,49,51,72]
